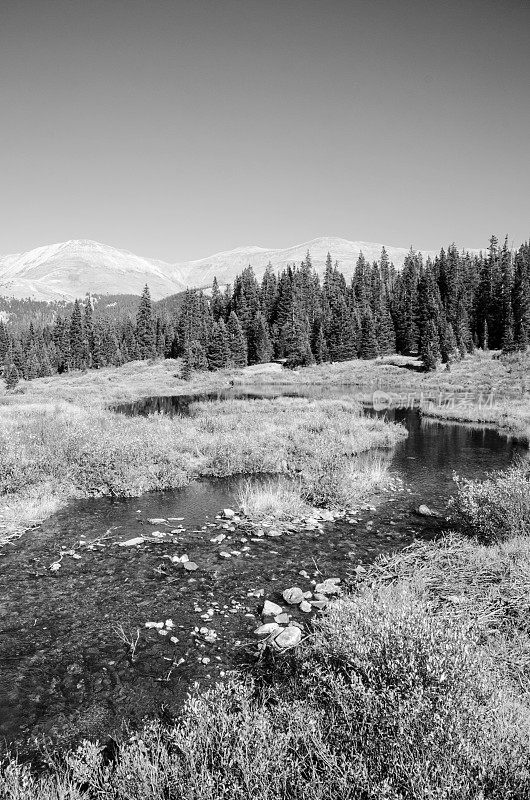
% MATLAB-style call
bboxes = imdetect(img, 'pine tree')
[69,299,86,369]
[123,318,139,360]
[40,347,54,377]
[311,319,327,363]
[189,340,208,371]
[482,319,489,351]
[227,311,247,367]
[182,346,192,380]
[440,322,459,364]
[393,251,421,354]
[4,362,20,390]
[420,319,441,371]
[501,302,516,353]
[360,312,378,359]
[207,320,231,370]
[155,318,166,357]
[252,313,273,363]
[210,277,225,321]
[282,306,314,368]
[377,294,396,355]
[260,263,278,325]
[418,266,441,369]
[513,246,530,350]
[136,285,156,359]
[83,296,95,366]
[0,322,9,362]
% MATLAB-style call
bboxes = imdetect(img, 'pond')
[0,391,526,759]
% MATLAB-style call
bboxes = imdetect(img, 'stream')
[0,389,526,758]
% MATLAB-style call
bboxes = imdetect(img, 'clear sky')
[1,0,529,261]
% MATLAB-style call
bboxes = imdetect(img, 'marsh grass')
[301,451,395,508]
[0,396,405,542]
[236,477,312,519]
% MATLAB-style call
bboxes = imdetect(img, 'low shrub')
[450,460,530,541]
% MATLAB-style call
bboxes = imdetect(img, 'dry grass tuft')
[236,478,312,520]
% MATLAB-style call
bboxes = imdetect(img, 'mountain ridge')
[0,237,479,302]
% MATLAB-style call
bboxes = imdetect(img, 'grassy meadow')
[3,461,530,799]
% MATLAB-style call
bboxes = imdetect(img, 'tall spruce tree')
[4,361,20,390]
[136,285,156,359]
[210,277,225,321]
[226,311,247,367]
[69,299,86,369]
[207,320,231,370]
[394,251,421,354]
[360,312,378,359]
[513,246,530,350]
[252,312,273,363]
[418,266,441,370]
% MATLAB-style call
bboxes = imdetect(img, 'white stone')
[254,622,281,637]
[282,587,304,605]
[262,600,283,617]
[273,627,302,650]
[118,537,145,547]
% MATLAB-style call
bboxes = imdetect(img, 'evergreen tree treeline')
[2,237,530,386]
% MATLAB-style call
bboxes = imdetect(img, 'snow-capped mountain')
[0,240,187,301]
[0,236,445,302]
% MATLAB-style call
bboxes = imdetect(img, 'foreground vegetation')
[3,461,530,799]
[0,387,404,543]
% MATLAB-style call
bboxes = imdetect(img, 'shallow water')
[0,392,526,757]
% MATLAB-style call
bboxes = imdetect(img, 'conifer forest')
[1,235,529,387]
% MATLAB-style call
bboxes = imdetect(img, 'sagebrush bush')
[450,461,530,541]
